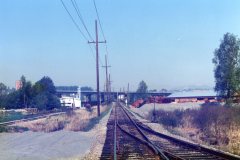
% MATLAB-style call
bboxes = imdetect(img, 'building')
[168,90,217,103]
[15,80,22,90]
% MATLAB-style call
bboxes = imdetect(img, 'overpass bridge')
[56,89,171,104]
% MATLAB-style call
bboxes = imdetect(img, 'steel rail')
[117,102,170,160]
[114,105,117,160]
[122,102,240,160]
[138,123,240,160]
[115,103,160,159]
[116,104,158,154]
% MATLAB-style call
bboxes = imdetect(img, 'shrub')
[85,104,93,112]
[153,109,183,127]
[0,125,8,132]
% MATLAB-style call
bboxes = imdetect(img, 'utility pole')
[108,74,112,101]
[102,54,111,103]
[88,20,106,117]
[127,83,129,107]
[153,96,156,122]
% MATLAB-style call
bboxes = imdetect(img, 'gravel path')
[81,106,112,160]
[0,106,112,160]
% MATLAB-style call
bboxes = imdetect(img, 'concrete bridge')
[56,89,171,105]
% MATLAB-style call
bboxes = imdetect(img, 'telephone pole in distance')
[102,54,111,103]
[88,20,106,117]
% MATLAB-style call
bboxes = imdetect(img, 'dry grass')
[226,124,240,155]
[13,105,110,133]
[147,104,240,156]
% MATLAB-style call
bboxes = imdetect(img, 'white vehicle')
[60,96,81,108]
[60,86,82,108]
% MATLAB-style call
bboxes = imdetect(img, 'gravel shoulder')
[131,102,203,118]
[0,106,112,160]
[128,104,198,144]
[128,103,240,157]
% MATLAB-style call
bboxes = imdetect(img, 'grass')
[146,103,240,155]
[9,105,112,133]
[83,105,111,131]
[0,111,25,123]
[0,125,8,132]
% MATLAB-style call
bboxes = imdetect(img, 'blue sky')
[0,0,240,91]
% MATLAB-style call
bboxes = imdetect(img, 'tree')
[34,76,56,94]
[81,86,94,91]
[3,91,21,109]
[31,93,48,110]
[0,83,7,108]
[212,33,240,101]
[136,80,148,99]
[137,80,148,93]
[18,75,32,107]
[0,83,7,96]
[0,76,60,110]
[31,76,60,110]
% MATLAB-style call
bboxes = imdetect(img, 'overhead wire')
[60,0,88,41]
[70,0,94,41]
[92,0,109,66]
[60,0,104,66]
[93,0,106,41]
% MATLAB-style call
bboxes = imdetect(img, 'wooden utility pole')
[102,54,111,103]
[127,83,129,106]
[108,74,112,101]
[88,20,106,117]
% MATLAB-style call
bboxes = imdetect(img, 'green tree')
[31,76,60,110]
[31,93,48,110]
[81,86,94,91]
[0,76,60,110]
[213,33,240,101]
[0,83,7,108]
[34,76,56,94]
[136,80,148,99]
[0,83,7,96]
[18,75,32,107]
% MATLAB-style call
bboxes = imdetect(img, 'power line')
[71,0,94,41]
[60,0,103,67]
[92,0,108,65]
[93,0,106,41]
[88,44,96,61]
[105,44,109,56]
[88,44,104,66]
[60,0,88,41]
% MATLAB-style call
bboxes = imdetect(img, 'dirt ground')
[0,105,112,160]
[129,103,240,156]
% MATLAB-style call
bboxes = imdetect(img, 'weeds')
[0,125,8,132]
[11,105,111,133]
[148,103,240,155]
[150,109,183,127]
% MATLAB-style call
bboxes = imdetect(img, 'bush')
[31,92,60,111]
[85,104,92,112]
[193,105,232,131]
[150,103,240,146]
[0,125,8,132]
[153,109,183,127]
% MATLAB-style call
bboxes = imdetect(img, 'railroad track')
[101,102,161,159]
[101,102,240,160]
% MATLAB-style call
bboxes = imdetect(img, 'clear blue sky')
[0,0,240,91]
